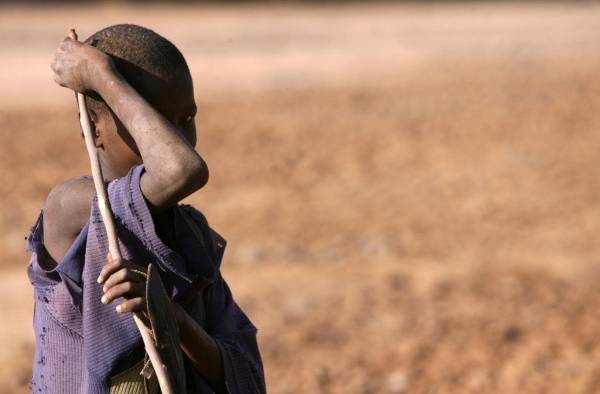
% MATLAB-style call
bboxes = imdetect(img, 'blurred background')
[3,1,600,393]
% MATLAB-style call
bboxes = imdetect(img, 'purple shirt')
[26,165,265,393]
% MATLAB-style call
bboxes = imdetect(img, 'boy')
[26,24,265,393]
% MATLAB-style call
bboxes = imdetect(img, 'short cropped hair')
[84,24,190,109]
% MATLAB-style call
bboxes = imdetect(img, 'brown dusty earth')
[3,2,600,393]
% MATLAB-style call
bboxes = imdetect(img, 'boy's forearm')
[94,65,207,208]
[172,303,226,392]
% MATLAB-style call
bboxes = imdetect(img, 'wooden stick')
[68,29,177,394]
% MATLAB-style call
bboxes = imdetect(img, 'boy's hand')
[98,253,148,314]
[51,35,113,94]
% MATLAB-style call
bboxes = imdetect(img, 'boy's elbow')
[170,154,209,193]
[183,156,209,191]
[146,154,209,207]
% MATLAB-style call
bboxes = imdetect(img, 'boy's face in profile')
[91,69,198,178]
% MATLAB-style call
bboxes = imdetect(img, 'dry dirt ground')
[3,2,600,393]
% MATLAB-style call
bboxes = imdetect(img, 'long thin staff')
[68,29,177,394]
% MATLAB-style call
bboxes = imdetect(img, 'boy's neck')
[99,159,123,183]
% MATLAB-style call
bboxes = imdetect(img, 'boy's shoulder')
[43,177,95,263]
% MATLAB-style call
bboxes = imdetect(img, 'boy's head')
[84,24,197,178]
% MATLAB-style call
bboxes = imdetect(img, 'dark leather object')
[145,263,187,393]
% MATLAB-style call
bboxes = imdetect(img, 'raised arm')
[51,36,208,210]
[93,66,208,209]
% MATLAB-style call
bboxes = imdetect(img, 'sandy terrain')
[3,1,600,393]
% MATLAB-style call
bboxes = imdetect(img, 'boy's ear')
[81,108,103,148]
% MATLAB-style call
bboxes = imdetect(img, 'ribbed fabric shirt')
[26,165,266,393]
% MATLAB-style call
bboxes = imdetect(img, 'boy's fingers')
[101,281,145,305]
[97,256,124,283]
[62,38,83,48]
[98,254,147,283]
[116,298,145,314]
[102,268,145,292]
